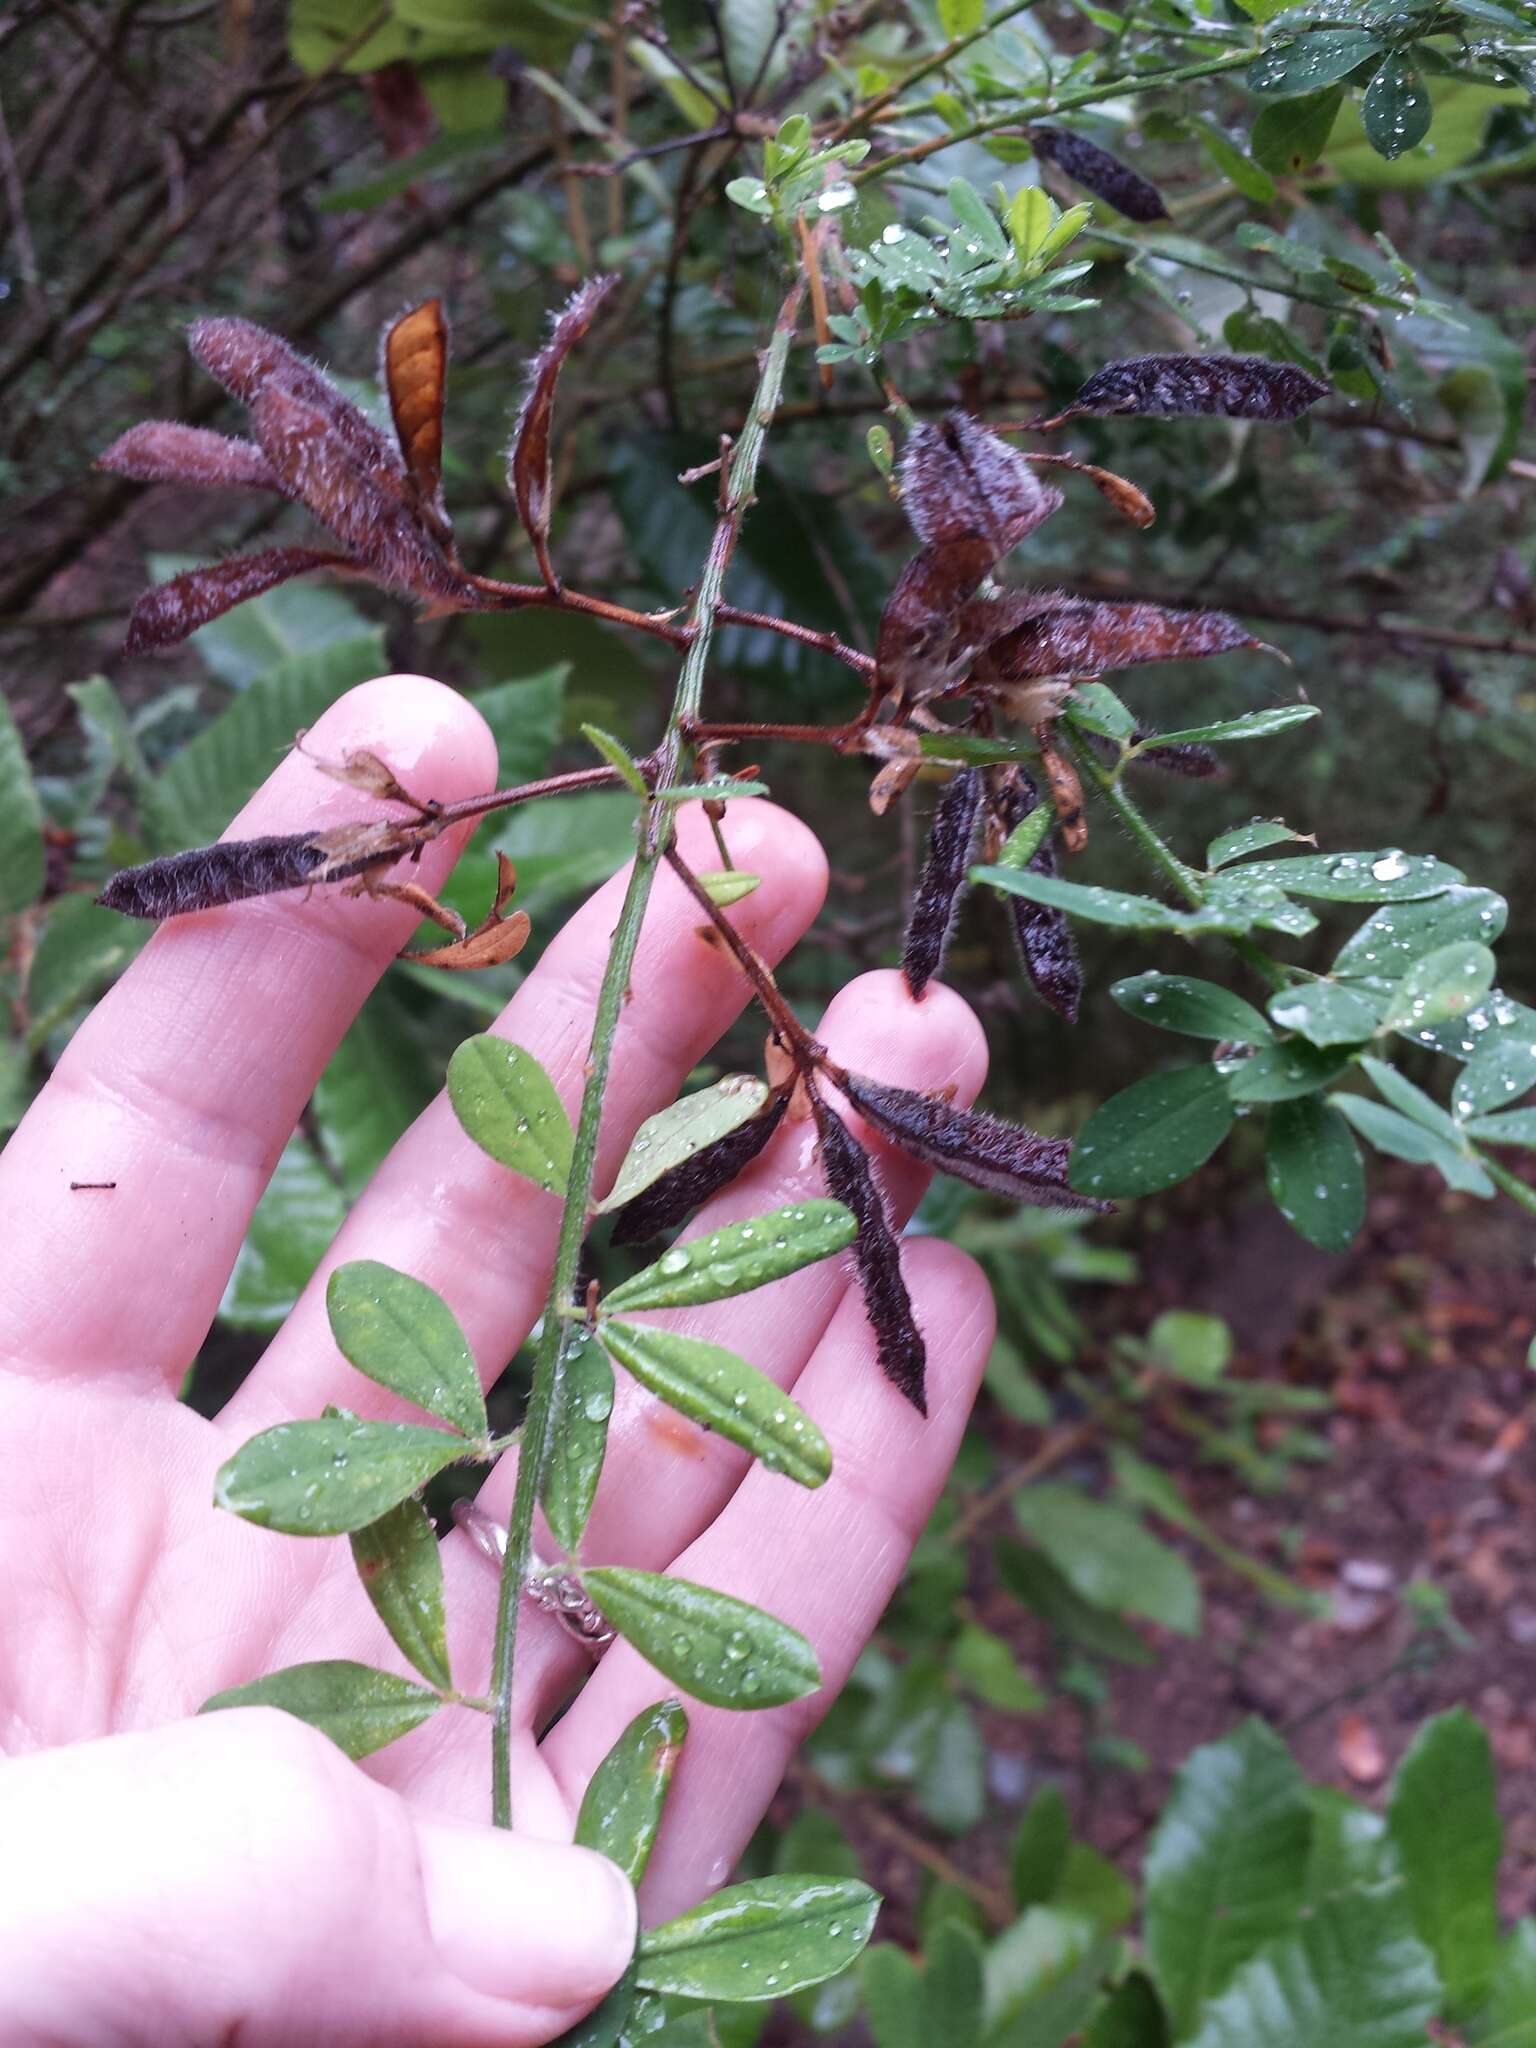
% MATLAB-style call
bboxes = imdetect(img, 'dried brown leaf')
[811,1091,926,1413]
[1045,353,1330,427]
[1037,737,1086,855]
[608,1089,790,1246]
[903,767,982,999]
[991,767,1082,1023]
[1028,126,1168,223]
[383,298,449,509]
[509,272,619,587]
[122,547,354,656]
[839,1070,1107,1213]
[874,535,997,705]
[96,422,280,492]
[409,909,531,971]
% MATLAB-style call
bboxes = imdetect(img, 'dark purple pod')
[1060,353,1330,424]
[991,769,1082,1024]
[898,412,1062,553]
[874,535,997,706]
[1130,730,1223,778]
[903,768,983,999]
[122,547,353,657]
[811,1092,926,1414]
[840,1071,1108,1213]
[96,833,331,919]
[608,1090,790,1247]
[1028,126,1168,223]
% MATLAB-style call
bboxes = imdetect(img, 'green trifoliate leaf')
[1013,1485,1200,1634]
[214,1418,471,1535]
[1454,1035,1536,1119]
[601,1198,856,1311]
[200,1659,443,1758]
[1333,887,1507,982]
[1223,1040,1353,1103]
[1380,942,1495,1034]
[597,1075,770,1214]
[1265,1097,1365,1252]
[598,1320,830,1487]
[1206,818,1314,868]
[637,1874,880,2000]
[1070,1067,1234,1199]
[1247,29,1386,98]
[348,1499,451,1691]
[1267,980,1383,1048]
[1462,1108,1536,1148]
[326,1261,486,1437]
[579,1567,821,1709]
[1388,1709,1500,2019]
[1145,1719,1312,2034]
[447,1036,574,1192]
[1229,851,1462,903]
[1112,973,1274,1045]
[1128,705,1319,752]
[541,1324,613,1556]
[1332,1095,1495,1198]
[575,1697,688,1889]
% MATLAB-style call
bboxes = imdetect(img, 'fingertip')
[821,969,989,1103]
[672,797,830,928]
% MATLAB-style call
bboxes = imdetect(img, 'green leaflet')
[579,1566,821,1709]
[1070,1066,1234,1199]
[326,1261,487,1437]
[601,1199,856,1310]
[348,1499,452,1691]
[200,1659,442,1758]
[575,1696,688,1889]
[1388,1709,1502,2019]
[214,1417,471,1534]
[636,1874,880,2000]
[1265,1096,1365,1252]
[446,1035,574,1192]
[597,1076,771,1214]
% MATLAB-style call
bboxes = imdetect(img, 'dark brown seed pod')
[992,768,1082,1023]
[903,767,983,999]
[874,535,998,706]
[97,821,415,920]
[1048,353,1330,426]
[898,411,1062,554]
[973,592,1258,683]
[122,547,355,657]
[509,273,619,588]
[1028,126,1168,223]
[811,1090,926,1414]
[839,1071,1109,1214]
[607,1089,790,1247]
[1130,731,1223,778]
[96,422,281,492]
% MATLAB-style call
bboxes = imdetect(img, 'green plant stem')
[827,0,1038,142]
[851,48,1255,187]
[1087,223,1407,318]
[1482,1154,1536,1215]
[488,279,806,1829]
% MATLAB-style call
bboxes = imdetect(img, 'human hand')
[0,675,995,2048]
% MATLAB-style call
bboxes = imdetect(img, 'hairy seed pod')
[96,422,281,492]
[608,1089,790,1246]
[840,1070,1108,1212]
[898,412,1062,553]
[97,834,333,919]
[188,316,404,477]
[812,1091,926,1413]
[1131,731,1223,778]
[1028,126,1168,222]
[974,591,1258,683]
[992,769,1082,1023]
[903,767,983,999]
[122,548,354,657]
[510,273,619,587]
[874,536,998,705]
[1053,353,1330,425]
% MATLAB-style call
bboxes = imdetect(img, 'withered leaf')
[1036,736,1086,855]
[1028,126,1168,223]
[123,547,355,657]
[406,853,530,970]
[874,536,997,706]
[97,821,415,920]
[509,272,618,588]
[608,1088,789,1247]
[903,767,982,999]
[899,412,1062,554]
[383,298,449,510]
[973,592,1258,684]
[96,422,280,493]
[1047,353,1330,426]
[991,768,1082,1024]
[304,743,427,807]
[1027,452,1155,528]
[811,1091,926,1414]
[839,1070,1108,1214]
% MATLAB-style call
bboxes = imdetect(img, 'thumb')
[0,1709,636,2048]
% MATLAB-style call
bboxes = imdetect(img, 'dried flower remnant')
[1028,126,1169,223]
[903,767,983,999]
[875,535,998,707]
[811,1089,926,1413]
[383,297,449,522]
[608,1088,791,1246]
[95,823,415,920]
[991,769,1082,1023]
[407,854,532,971]
[1036,734,1087,855]
[837,1071,1107,1212]
[510,272,619,588]
[1041,353,1330,428]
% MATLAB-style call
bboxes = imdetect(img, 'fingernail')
[415,1816,636,2005]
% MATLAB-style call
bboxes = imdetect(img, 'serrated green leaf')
[1183,1880,1441,2048]
[1224,1040,1355,1103]
[575,1696,688,1889]
[348,1499,451,1691]
[1112,973,1274,1045]
[447,1035,574,1191]
[598,1321,829,1487]
[468,666,566,788]
[1012,1786,1072,1908]
[602,1199,855,1312]
[1381,942,1495,1034]
[1268,979,1383,1048]
[580,1567,821,1709]
[326,1261,486,1436]
[1332,1093,1495,1197]
[1013,1485,1200,1634]
[1248,29,1385,98]
[1131,705,1318,752]
[1145,1719,1312,2033]
[1232,851,1462,903]
[598,1076,771,1214]
[1388,1708,1501,2018]
[214,1417,469,1534]
[1206,819,1313,868]
[1266,1096,1365,1251]
[200,1659,442,1757]
[1335,887,1507,982]
[220,1132,346,1331]
[1362,52,1432,159]
[637,1875,879,1999]
[67,676,190,852]
[1070,1067,1234,1199]
[543,1324,613,1556]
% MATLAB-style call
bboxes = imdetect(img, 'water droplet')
[1371,850,1411,882]
[659,1248,691,1275]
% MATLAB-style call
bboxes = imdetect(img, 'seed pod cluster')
[811,1090,927,1413]
[991,768,1082,1023]
[1028,126,1169,223]
[902,767,983,999]
[608,1089,790,1246]
[840,1071,1107,1212]
[1051,353,1330,425]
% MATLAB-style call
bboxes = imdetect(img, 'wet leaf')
[383,297,448,504]
[1461,1108,1536,1148]
[1265,1097,1365,1251]
[1070,1067,1234,1198]
[598,1321,831,1486]
[575,1697,688,1888]
[1333,886,1506,981]
[543,1324,613,1556]
[1247,30,1386,99]
[1048,353,1329,424]
[1332,1094,1495,1197]
[603,1198,856,1312]
[326,1260,487,1436]
[1454,1035,1536,1119]
[1380,941,1495,1034]
[839,1071,1103,1211]
[510,273,619,585]
[1132,706,1315,751]
[1250,86,1343,173]
[1206,820,1314,868]
[608,1091,789,1246]
[1226,1041,1354,1103]
[903,767,982,999]
[636,1875,880,2000]
[812,1094,926,1412]
[1029,125,1168,221]
[348,1498,451,1691]
[1233,851,1462,903]
[447,1035,574,1192]
[200,1660,442,1758]
[598,1076,770,1215]
[1388,1709,1500,2019]
[1267,980,1383,1048]
[579,1566,821,1709]
[213,1417,470,1534]
[1112,973,1274,1044]
[976,866,1217,935]
[1362,52,1432,160]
